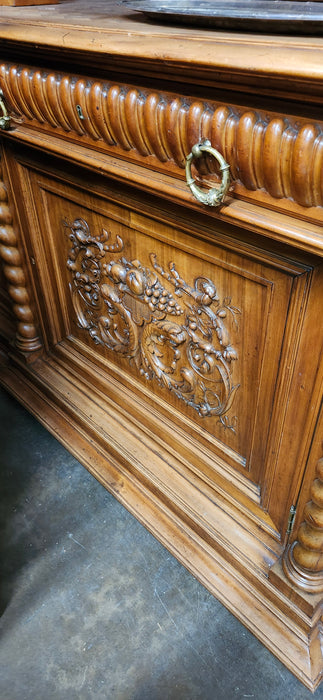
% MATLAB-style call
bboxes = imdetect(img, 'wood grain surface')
[0,2,322,690]
[1,62,323,225]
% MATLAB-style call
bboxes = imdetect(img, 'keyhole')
[76,105,85,120]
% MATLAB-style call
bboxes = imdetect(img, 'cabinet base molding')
[1,353,322,692]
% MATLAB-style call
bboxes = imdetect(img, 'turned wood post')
[283,457,323,593]
[0,154,42,355]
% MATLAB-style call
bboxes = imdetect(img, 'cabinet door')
[9,146,317,551]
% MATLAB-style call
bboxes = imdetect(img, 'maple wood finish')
[0,1,322,690]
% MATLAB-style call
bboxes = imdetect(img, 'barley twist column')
[0,154,42,355]
[283,457,323,593]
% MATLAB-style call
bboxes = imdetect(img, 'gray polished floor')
[0,387,320,700]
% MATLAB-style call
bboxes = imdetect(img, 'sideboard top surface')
[0,0,323,93]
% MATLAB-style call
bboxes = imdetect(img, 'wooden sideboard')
[0,1,322,690]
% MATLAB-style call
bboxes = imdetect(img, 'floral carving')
[65,218,240,420]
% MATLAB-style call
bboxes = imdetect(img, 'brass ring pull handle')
[185,139,230,207]
[0,89,11,130]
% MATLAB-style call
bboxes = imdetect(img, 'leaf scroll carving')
[65,218,240,421]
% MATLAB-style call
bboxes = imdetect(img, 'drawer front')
[1,63,323,224]
[11,148,315,541]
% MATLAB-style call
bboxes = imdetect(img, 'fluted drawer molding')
[1,63,323,210]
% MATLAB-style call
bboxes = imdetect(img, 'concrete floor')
[0,386,321,700]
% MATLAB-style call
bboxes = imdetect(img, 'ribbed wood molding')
[1,63,323,212]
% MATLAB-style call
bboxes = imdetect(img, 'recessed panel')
[27,175,307,493]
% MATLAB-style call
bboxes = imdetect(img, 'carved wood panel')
[51,197,265,472]
[64,216,240,425]
[13,155,312,535]
[1,63,323,221]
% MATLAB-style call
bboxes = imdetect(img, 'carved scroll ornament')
[1,63,323,211]
[65,218,240,422]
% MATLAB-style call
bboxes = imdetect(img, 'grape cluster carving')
[65,217,240,422]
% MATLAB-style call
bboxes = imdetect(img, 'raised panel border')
[10,152,315,545]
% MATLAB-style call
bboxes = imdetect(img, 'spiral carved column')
[283,457,323,593]
[0,154,42,355]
